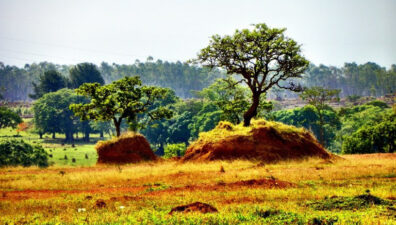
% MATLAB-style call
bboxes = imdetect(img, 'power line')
[0,36,149,59]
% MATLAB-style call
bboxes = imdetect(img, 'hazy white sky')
[0,0,395,67]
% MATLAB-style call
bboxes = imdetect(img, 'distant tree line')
[0,58,224,101]
[303,63,396,97]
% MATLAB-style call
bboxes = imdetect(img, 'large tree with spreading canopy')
[193,23,309,126]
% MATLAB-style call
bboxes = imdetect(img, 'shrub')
[164,143,186,158]
[342,112,395,154]
[0,139,49,167]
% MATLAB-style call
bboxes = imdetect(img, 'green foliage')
[194,23,309,126]
[346,95,361,103]
[0,106,22,129]
[69,63,104,89]
[365,100,389,109]
[305,62,396,97]
[0,139,48,167]
[29,70,67,99]
[342,112,395,154]
[337,102,393,154]
[300,86,340,146]
[33,88,86,142]
[70,76,174,136]
[196,78,273,124]
[189,102,223,139]
[163,143,186,158]
[271,105,341,148]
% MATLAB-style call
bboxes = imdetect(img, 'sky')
[0,0,395,67]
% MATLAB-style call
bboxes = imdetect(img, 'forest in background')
[1,59,395,102]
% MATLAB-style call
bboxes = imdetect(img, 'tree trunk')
[65,131,74,143]
[318,111,325,147]
[113,118,122,137]
[84,131,90,142]
[243,93,260,127]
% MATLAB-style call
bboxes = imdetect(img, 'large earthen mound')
[182,120,332,162]
[95,132,156,164]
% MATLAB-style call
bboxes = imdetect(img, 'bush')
[164,143,186,158]
[342,112,395,154]
[0,139,49,167]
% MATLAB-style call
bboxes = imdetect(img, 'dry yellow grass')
[0,153,395,224]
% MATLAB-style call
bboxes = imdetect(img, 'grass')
[0,154,395,224]
[1,125,395,224]
[197,119,310,143]
[0,126,99,166]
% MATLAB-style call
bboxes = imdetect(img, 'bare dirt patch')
[169,202,218,214]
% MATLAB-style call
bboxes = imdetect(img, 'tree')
[33,89,85,142]
[193,23,309,126]
[0,106,22,129]
[300,86,340,146]
[342,112,395,154]
[0,139,49,167]
[29,70,67,99]
[196,78,273,124]
[69,63,104,89]
[70,76,174,137]
[271,105,341,149]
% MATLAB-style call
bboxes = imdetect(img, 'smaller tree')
[300,86,340,146]
[342,112,395,154]
[0,106,22,129]
[70,76,174,137]
[29,70,67,99]
[33,89,85,142]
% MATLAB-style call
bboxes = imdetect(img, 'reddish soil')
[183,122,332,162]
[96,133,157,164]
[0,178,295,201]
[0,186,146,201]
[144,178,296,197]
[229,179,296,188]
[169,202,218,215]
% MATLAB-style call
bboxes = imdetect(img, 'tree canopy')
[33,88,85,142]
[300,86,340,146]
[29,70,67,99]
[70,76,174,137]
[193,23,309,126]
[69,63,104,89]
[0,106,22,129]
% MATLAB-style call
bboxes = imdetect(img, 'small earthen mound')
[95,132,157,164]
[182,120,333,163]
[169,202,218,215]
[229,179,296,189]
[95,199,106,208]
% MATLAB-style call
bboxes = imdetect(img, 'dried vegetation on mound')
[95,132,157,164]
[183,119,332,162]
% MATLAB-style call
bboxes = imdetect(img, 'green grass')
[0,126,100,166]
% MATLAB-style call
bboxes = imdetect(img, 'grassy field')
[0,126,99,166]
[0,153,395,224]
[1,126,395,224]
